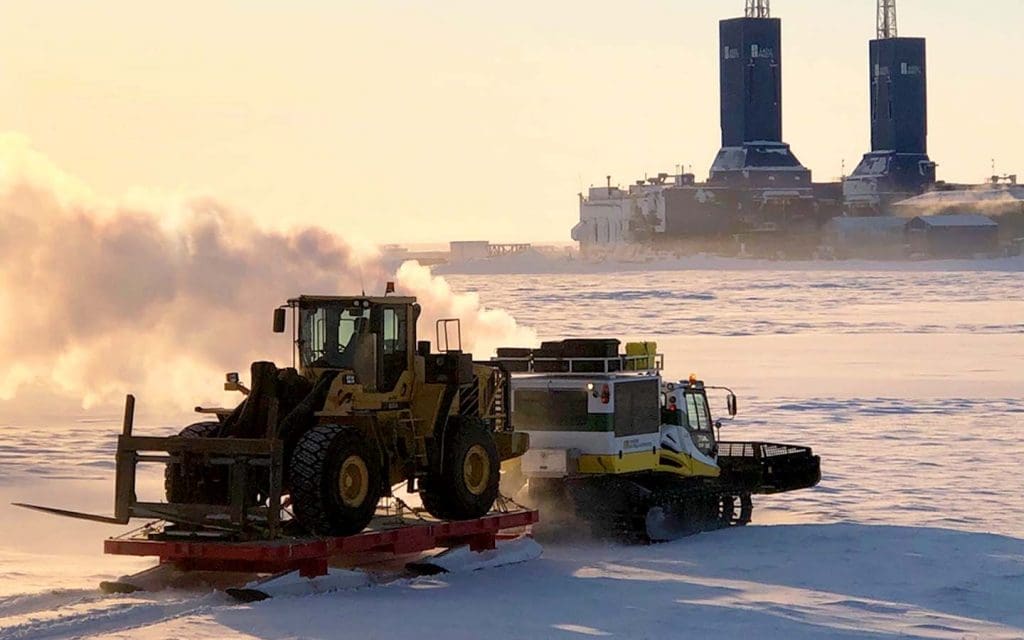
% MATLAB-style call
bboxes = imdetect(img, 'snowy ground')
[1,267,1022,639]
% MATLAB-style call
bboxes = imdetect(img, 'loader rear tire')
[290,424,383,536]
[421,418,500,520]
[164,421,227,504]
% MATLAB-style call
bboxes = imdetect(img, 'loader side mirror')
[273,308,287,333]
[727,393,738,417]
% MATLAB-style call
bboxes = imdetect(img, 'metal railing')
[717,441,812,459]
[494,353,664,374]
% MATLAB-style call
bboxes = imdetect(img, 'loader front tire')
[290,424,383,536]
[164,421,227,504]
[421,418,500,520]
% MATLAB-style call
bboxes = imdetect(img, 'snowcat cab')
[661,376,737,459]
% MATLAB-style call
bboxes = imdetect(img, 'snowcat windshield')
[683,391,713,432]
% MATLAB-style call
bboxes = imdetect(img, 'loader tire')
[164,421,227,504]
[290,424,382,536]
[421,418,500,520]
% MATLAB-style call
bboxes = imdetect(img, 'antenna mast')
[745,0,770,18]
[877,0,898,39]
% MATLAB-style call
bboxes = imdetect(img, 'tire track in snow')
[0,591,226,640]
[0,589,103,622]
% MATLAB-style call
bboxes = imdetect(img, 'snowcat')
[493,339,821,542]
[18,291,530,540]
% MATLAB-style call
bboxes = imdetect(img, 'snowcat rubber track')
[551,440,823,544]
[563,476,752,543]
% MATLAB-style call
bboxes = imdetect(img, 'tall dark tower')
[720,9,781,146]
[845,0,936,212]
[709,1,811,191]
[870,37,927,154]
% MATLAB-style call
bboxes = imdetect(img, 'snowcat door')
[682,389,716,457]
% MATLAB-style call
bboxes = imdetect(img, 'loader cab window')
[300,304,367,369]
[377,305,408,391]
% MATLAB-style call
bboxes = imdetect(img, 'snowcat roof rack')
[493,339,663,375]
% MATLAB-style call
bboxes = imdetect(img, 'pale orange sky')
[1,1,1020,244]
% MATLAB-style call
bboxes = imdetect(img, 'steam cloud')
[0,134,535,414]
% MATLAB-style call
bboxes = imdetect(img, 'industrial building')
[893,176,1024,218]
[448,241,533,264]
[824,214,1001,260]
[573,0,829,256]
[825,217,909,260]
[844,0,936,212]
[572,1,1014,259]
[906,215,1000,258]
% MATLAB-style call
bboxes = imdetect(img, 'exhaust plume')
[0,134,534,415]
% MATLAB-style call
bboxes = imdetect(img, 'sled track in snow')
[0,591,222,640]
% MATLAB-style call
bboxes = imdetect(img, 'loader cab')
[279,295,419,392]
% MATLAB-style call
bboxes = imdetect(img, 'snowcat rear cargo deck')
[717,441,822,494]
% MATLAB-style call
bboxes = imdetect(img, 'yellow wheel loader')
[20,291,528,540]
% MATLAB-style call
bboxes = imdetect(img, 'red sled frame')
[105,510,539,578]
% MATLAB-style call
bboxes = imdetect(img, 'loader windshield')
[299,303,366,369]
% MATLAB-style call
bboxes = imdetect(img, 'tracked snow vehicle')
[494,339,820,542]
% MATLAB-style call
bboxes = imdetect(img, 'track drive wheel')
[164,421,227,504]
[290,424,383,536]
[421,418,500,520]
[719,493,753,527]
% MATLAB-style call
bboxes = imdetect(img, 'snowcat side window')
[662,394,683,426]
[613,379,660,437]
[513,389,590,431]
